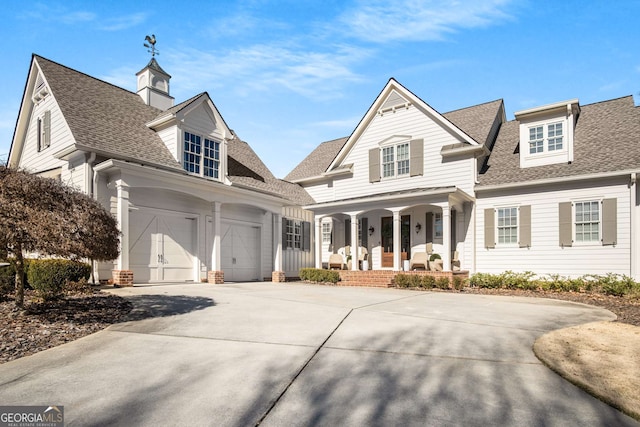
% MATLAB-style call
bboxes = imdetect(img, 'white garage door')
[221,222,260,282]
[130,209,196,283]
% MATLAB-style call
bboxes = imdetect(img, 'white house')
[8,54,640,284]
[288,78,640,280]
[8,55,313,285]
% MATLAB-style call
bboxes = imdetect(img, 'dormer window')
[516,99,579,169]
[528,122,563,154]
[183,131,221,180]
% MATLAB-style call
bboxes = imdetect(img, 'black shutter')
[426,212,433,243]
[361,218,368,247]
[303,221,311,251]
[282,217,288,249]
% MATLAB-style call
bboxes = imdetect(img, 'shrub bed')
[468,271,640,298]
[27,259,91,300]
[299,268,340,284]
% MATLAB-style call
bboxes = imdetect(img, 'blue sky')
[1,0,638,178]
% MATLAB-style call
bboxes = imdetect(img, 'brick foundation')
[112,270,134,287]
[336,270,469,288]
[271,271,286,282]
[207,270,224,284]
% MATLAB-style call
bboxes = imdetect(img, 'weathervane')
[144,34,158,57]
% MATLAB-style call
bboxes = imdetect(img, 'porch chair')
[425,242,433,255]
[409,252,429,270]
[328,253,346,270]
[358,247,369,270]
[452,251,461,271]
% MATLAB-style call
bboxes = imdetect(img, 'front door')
[381,216,410,267]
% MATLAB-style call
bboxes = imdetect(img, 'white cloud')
[165,43,370,100]
[340,0,515,43]
[99,13,148,31]
[99,67,138,92]
[311,116,360,129]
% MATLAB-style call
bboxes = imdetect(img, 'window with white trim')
[381,142,410,178]
[574,201,599,242]
[528,122,563,154]
[497,207,518,244]
[184,131,222,180]
[434,212,443,239]
[322,222,332,243]
[286,219,302,249]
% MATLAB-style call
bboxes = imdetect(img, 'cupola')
[136,36,174,110]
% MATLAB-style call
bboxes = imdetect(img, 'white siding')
[306,106,475,204]
[476,177,631,277]
[19,92,73,174]
[282,206,314,277]
[156,125,180,162]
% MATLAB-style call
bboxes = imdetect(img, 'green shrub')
[598,274,638,297]
[27,259,91,300]
[429,253,441,261]
[421,275,436,289]
[0,265,14,298]
[299,268,339,284]
[435,277,450,290]
[394,274,423,288]
[452,275,465,290]
[468,273,502,288]
[500,271,535,290]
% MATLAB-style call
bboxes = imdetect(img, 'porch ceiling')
[304,186,474,214]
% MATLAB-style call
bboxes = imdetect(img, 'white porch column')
[350,214,359,270]
[315,217,322,269]
[393,210,401,271]
[274,213,283,272]
[115,182,129,271]
[442,204,451,271]
[211,202,222,271]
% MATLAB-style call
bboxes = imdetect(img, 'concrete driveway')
[0,282,637,426]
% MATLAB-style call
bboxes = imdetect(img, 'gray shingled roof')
[36,55,184,171]
[36,55,312,205]
[479,96,640,186]
[285,137,348,181]
[227,138,315,205]
[442,99,503,145]
[286,100,504,182]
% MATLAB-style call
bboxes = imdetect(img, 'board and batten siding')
[476,178,631,277]
[282,206,314,277]
[18,91,73,175]
[308,106,475,204]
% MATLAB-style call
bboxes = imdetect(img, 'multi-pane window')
[497,207,518,244]
[575,201,599,242]
[396,143,409,175]
[204,138,220,178]
[434,212,443,239]
[547,122,563,151]
[528,122,563,154]
[381,142,410,178]
[382,146,394,178]
[322,223,332,243]
[184,132,222,180]
[286,219,302,249]
[183,132,201,173]
[528,126,544,154]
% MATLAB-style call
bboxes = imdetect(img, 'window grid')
[382,146,394,178]
[575,201,600,242]
[528,126,544,154]
[204,138,220,178]
[183,132,201,174]
[547,122,563,151]
[497,207,518,244]
[396,143,409,176]
[322,223,332,243]
[434,212,443,239]
[286,219,303,249]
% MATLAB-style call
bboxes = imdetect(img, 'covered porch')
[306,187,476,273]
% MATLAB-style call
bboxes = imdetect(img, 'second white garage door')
[221,222,260,282]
